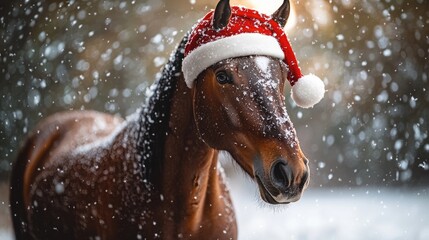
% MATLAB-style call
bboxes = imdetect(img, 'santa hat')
[182,6,325,108]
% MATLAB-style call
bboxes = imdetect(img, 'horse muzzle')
[254,158,310,204]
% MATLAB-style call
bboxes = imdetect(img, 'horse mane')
[136,32,189,180]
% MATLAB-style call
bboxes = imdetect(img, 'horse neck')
[162,75,225,224]
[135,36,229,229]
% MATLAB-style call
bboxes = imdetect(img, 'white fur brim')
[291,74,325,108]
[182,33,284,88]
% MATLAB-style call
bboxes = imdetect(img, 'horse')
[10,0,314,239]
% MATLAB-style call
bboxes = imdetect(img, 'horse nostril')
[299,170,309,189]
[271,160,293,188]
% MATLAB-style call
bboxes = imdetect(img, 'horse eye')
[216,71,231,85]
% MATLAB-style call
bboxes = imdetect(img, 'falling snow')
[0,0,429,239]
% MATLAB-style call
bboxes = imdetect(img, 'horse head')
[193,55,309,204]
[182,0,324,204]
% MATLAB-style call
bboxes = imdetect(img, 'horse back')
[10,110,124,238]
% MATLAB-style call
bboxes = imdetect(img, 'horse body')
[13,106,234,239]
[11,36,237,239]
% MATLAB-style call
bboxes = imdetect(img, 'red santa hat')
[182,6,325,108]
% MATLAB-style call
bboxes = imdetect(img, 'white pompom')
[291,74,325,108]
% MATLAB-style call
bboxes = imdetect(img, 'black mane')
[136,33,189,180]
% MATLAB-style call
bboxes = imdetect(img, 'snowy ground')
[1,178,428,240]
[228,173,429,240]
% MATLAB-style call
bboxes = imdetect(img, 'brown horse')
[10,0,311,239]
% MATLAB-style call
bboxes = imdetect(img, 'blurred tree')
[298,0,429,187]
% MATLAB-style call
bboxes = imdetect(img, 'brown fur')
[10,53,309,239]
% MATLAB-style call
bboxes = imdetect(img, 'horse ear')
[272,0,290,28]
[213,0,231,31]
